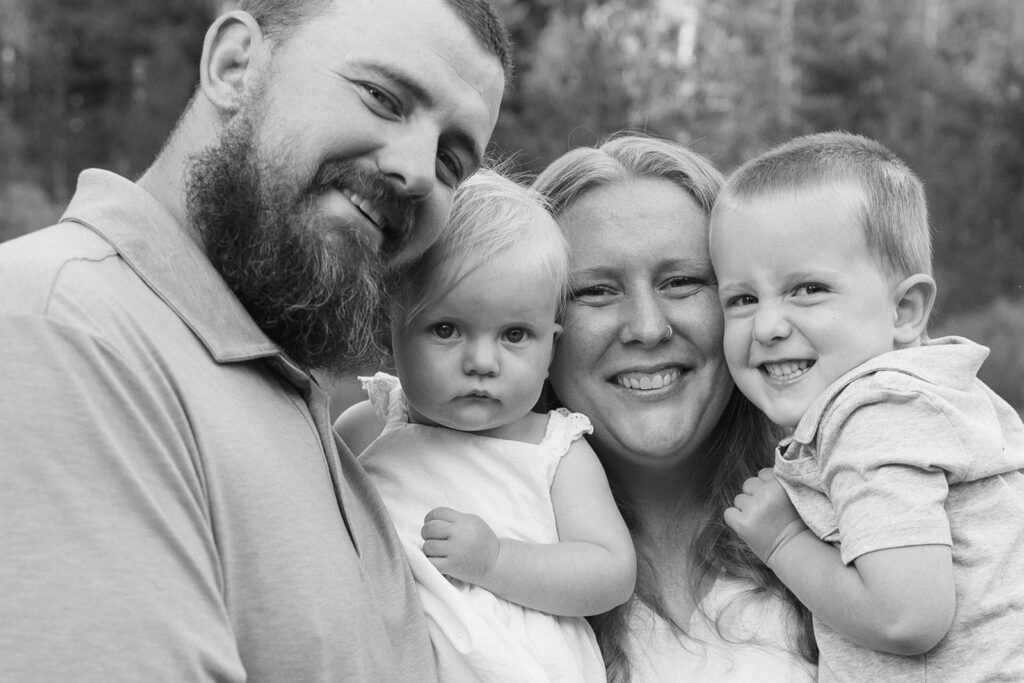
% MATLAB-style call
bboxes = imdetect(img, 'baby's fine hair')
[396,168,570,326]
[718,131,932,280]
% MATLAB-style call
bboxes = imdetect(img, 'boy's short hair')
[717,131,932,280]
[396,168,570,326]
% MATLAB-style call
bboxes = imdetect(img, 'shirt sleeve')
[0,315,245,682]
[817,384,959,564]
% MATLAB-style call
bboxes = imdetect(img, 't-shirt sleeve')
[0,315,244,681]
[818,385,959,564]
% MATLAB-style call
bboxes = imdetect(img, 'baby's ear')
[548,322,563,362]
[893,274,936,347]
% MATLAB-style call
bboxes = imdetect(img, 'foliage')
[0,0,210,195]
[1,0,1022,398]
[486,0,1024,317]
[0,181,62,243]
[933,298,1024,413]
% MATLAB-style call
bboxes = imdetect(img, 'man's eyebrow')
[354,61,485,165]
[357,61,434,108]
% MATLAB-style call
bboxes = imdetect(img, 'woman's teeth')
[616,369,680,390]
[762,360,813,380]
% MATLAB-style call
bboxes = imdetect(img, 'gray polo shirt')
[0,170,438,682]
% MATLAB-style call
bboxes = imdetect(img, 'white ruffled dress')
[357,372,606,683]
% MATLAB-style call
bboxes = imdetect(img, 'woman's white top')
[626,576,816,682]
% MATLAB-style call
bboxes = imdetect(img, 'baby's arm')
[422,437,636,617]
[725,469,955,655]
[335,400,384,456]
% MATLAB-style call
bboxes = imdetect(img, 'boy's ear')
[893,273,936,347]
[200,11,268,115]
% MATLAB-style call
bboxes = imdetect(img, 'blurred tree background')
[2,0,1022,411]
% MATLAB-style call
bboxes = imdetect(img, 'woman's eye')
[503,328,527,344]
[432,323,456,339]
[571,284,615,301]
[663,276,706,297]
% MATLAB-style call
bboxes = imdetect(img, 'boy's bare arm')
[726,469,956,655]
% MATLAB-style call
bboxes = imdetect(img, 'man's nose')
[377,125,437,199]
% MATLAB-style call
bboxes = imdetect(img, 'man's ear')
[199,11,268,114]
[893,273,936,347]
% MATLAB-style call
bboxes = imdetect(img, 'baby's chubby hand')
[421,507,500,585]
[723,468,809,566]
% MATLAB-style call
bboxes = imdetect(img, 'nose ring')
[663,324,673,340]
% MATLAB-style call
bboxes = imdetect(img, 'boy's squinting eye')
[432,323,456,339]
[726,294,757,308]
[793,283,828,297]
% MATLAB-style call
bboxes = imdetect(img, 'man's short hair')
[237,0,513,78]
[718,131,932,280]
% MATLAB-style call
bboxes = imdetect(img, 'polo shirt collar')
[60,169,281,364]
[791,335,988,445]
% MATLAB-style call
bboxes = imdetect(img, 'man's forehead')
[298,0,504,135]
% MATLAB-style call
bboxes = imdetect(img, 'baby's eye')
[432,323,456,339]
[503,327,528,344]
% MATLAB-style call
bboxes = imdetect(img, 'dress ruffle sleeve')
[358,372,409,428]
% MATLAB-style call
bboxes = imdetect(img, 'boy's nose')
[752,303,791,345]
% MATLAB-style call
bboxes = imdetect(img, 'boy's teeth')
[763,360,812,379]
[617,369,681,390]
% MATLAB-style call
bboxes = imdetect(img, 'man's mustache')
[309,162,416,257]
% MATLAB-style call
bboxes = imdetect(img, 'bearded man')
[0,1,509,680]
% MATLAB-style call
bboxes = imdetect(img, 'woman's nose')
[619,292,671,347]
[462,338,500,376]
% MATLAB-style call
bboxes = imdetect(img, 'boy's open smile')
[760,359,815,382]
[711,181,904,429]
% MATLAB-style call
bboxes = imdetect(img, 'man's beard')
[185,110,412,374]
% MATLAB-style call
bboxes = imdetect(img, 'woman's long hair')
[533,133,817,682]
[590,388,817,682]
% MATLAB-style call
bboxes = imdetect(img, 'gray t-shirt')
[776,337,1024,681]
